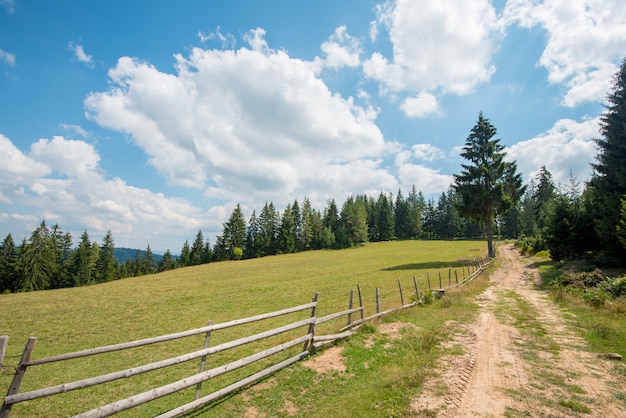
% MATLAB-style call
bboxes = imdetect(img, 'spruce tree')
[453,112,524,257]
[0,234,19,293]
[96,230,117,282]
[588,59,626,263]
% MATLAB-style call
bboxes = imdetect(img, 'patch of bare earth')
[411,244,626,417]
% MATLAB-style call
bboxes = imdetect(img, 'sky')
[1,0,625,253]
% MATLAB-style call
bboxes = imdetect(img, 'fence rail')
[1,255,491,417]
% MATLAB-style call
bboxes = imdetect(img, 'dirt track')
[411,244,626,417]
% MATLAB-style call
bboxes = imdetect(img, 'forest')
[1,59,625,294]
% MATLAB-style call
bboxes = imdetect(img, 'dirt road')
[411,244,626,417]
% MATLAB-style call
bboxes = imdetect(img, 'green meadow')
[0,240,488,417]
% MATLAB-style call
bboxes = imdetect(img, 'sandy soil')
[410,244,626,417]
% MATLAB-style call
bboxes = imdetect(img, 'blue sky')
[1,0,624,252]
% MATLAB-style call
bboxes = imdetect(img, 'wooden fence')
[1,256,491,417]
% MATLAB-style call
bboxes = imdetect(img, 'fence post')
[438,271,443,289]
[413,276,418,298]
[398,280,404,306]
[1,337,37,418]
[195,320,212,400]
[347,289,354,326]
[375,288,380,315]
[455,270,459,285]
[0,336,7,369]
[427,273,431,290]
[304,293,319,355]
[448,269,451,286]
[357,284,364,319]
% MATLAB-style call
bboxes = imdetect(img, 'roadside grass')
[0,240,486,417]
[196,273,490,417]
[522,256,626,414]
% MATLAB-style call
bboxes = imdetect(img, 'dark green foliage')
[588,59,626,263]
[96,231,117,282]
[0,234,19,293]
[453,112,525,257]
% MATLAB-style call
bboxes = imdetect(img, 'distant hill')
[114,247,166,264]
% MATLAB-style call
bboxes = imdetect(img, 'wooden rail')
[1,255,492,417]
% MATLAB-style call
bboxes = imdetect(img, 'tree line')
[0,187,493,293]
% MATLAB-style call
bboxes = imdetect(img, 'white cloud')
[394,149,453,195]
[68,42,94,68]
[0,134,50,183]
[30,136,100,177]
[0,134,207,251]
[85,30,386,209]
[364,0,503,95]
[400,92,442,118]
[507,117,599,186]
[198,26,236,49]
[315,26,362,71]
[0,48,15,65]
[504,0,626,107]
[60,123,90,138]
[410,144,446,162]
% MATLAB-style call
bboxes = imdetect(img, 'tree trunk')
[486,210,494,258]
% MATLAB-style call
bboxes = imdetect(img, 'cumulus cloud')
[364,0,503,95]
[395,149,453,195]
[400,93,442,118]
[507,117,600,186]
[68,42,94,68]
[504,0,626,107]
[313,26,362,72]
[85,29,386,208]
[0,134,206,251]
[30,136,100,177]
[0,134,50,183]
[409,144,446,162]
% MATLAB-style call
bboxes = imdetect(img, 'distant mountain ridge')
[114,247,166,264]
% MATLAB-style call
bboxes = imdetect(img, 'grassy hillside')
[0,240,487,417]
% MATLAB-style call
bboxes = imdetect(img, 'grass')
[0,240,488,417]
[535,260,626,359]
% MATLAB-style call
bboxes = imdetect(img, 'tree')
[142,244,156,274]
[222,204,246,259]
[394,189,412,240]
[71,230,97,285]
[277,203,296,253]
[21,220,55,291]
[157,249,176,272]
[258,202,279,256]
[588,59,626,263]
[179,240,191,267]
[0,234,19,292]
[340,195,368,246]
[189,230,205,266]
[96,231,117,282]
[453,112,525,257]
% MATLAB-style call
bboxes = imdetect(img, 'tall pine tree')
[588,59,626,263]
[453,112,524,257]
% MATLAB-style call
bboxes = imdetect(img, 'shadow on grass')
[382,260,472,271]
[526,259,558,290]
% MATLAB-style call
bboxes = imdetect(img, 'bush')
[601,275,626,298]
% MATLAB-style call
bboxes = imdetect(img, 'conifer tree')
[453,112,524,257]
[96,230,117,282]
[0,234,19,293]
[588,59,626,262]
